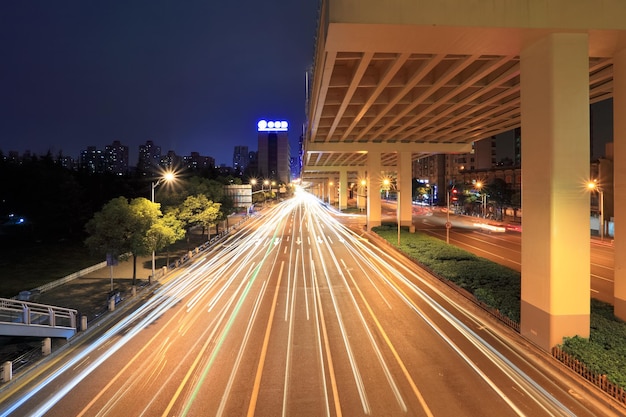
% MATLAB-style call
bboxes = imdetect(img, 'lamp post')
[587,180,604,240]
[475,181,486,218]
[271,181,277,202]
[151,172,175,280]
[263,180,269,207]
[383,178,401,245]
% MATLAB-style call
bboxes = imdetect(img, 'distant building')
[162,150,183,170]
[137,140,161,175]
[104,140,129,175]
[413,136,514,204]
[56,154,77,170]
[257,119,290,184]
[223,184,252,211]
[233,146,249,172]
[183,152,215,171]
[79,146,105,174]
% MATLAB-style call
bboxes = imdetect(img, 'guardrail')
[0,298,77,337]
[552,345,626,405]
[151,215,250,281]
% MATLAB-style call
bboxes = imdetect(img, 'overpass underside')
[303,0,626,351]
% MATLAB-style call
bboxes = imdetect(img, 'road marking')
[247,261,285,417]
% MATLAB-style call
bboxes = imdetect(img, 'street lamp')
[446,186,457,244]
[151,171,175,280]
[271,181,277,202]
[262,180,269,206]
[475,181,486,218]
[587,180,604,240]
[382,178,401,245]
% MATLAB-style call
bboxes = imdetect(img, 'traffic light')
[451,188,458,201]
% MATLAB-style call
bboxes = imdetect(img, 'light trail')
[296,189,578,416]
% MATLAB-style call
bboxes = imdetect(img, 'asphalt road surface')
[0,191,619,417]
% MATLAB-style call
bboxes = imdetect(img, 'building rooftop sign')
[257,120,288,132]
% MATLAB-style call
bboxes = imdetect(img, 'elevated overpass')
[0,298,77,339]
[302,0,626,350]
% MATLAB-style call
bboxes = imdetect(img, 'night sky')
[1,2,614,166]
[1,1,320,166]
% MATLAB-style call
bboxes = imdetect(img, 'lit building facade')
[257,119,290,184]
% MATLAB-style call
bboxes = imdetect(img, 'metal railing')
[0,298,77,331]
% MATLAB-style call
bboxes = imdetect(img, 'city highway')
[383,201,615,304]
[0,191,618,416]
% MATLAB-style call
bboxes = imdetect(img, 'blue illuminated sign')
[257,120,288,132]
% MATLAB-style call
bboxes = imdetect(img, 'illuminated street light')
[475,181,487,218]
[587,180,604,240]
[151,171,176,280]
[382,177,400,245]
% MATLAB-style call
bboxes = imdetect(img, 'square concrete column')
[339,169,348,210]
[520,33,590,351]
[327,177,335,205]
[367,151,382,230]
[614,48,626,319]
[357,170,366,210]
[397,151,413,227]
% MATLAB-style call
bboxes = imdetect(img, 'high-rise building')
[257,119,290,184]
[137,140,161,175]
[79,146,105,173]
[233,146,249,172]
[104,140,129,175]
[183,152,215,171]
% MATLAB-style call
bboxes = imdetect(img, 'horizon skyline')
[0,2,319,166]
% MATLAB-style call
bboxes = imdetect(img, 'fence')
[151,216,250,281]
[26,261,107,295]
[552,345,626,405]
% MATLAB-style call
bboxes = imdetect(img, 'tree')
[487,178,512,220]
[147,211,185,267]
[177,194,222,241]
[85,197,161,285]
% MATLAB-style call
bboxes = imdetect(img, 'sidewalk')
[36,255,153,323]
[34,213,249,323]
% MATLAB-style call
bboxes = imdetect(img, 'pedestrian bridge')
[0,298,77,339]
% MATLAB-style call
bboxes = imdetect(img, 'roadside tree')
[85,197,161,285]
[147,211,185,268]
[177,194,222,241]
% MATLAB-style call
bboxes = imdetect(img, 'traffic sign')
[445,221,452,229]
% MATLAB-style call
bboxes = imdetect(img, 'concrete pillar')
[328,177,335,205]
[81,315,88,331]
[1,362,12,382]
[398,151,413,227]
[357,171,366,210]
[520,33,590,351]
[614,48,626,319]
[108,297,115,312]
[367,151,382,230]
[339,169,348,210]
[42,338,51,356]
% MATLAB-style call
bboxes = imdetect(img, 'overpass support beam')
[614,48,626,319]
[367,151,382,230]
[357,170,366,211]
[339,169,348,210]
[398,152,413,227]
[327,176,335,206]
[520,33,590,351]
